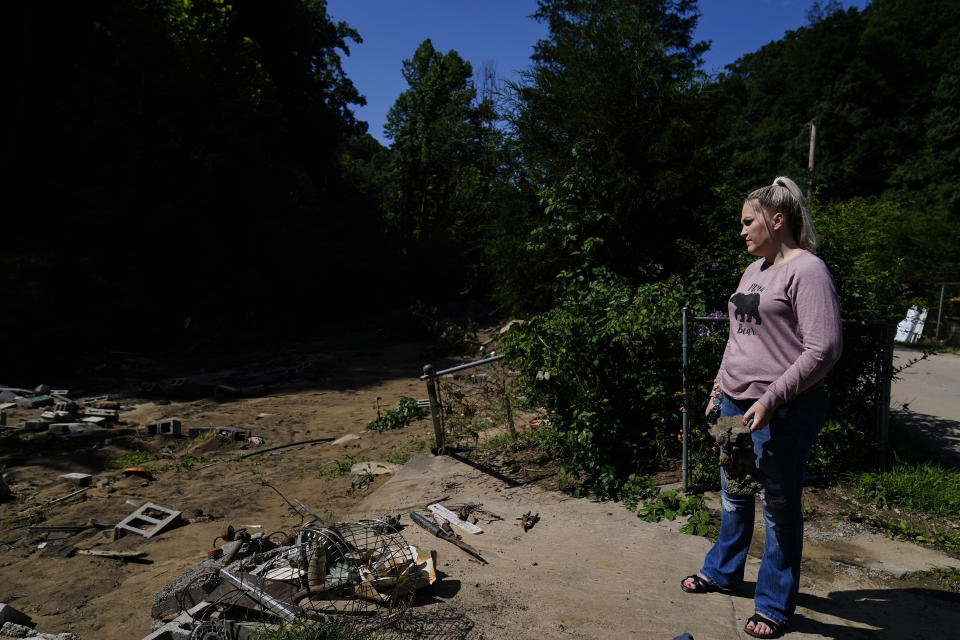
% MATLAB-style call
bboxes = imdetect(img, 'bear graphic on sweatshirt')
[730,292,762,325]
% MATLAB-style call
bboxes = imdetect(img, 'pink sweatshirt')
[715,251,842,410]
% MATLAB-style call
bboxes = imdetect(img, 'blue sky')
[327,0,870,145]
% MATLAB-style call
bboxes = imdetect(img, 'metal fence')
[420,355,518,454]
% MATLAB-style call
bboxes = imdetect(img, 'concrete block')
[80,395,109,403]
[40,411,56,420]
[114,502,181,539]
[0,602,32,627]
[0,402,17,411]
[59,473,92,487]
[141,601,210,640]
[54,401,77,413]
[146,419,181,436]
[24,419,52,432]
[81,416,106,424]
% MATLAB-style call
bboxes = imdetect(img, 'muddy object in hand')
[709,414,765,496]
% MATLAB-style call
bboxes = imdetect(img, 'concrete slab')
[343,452,960,640]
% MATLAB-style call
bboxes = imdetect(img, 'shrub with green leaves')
[502,271,722,499]
[366,396,424,432]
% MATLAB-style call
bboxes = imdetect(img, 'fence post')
[423,364,445,455]
[682,307,689,491]
[936,282,946,340]
[878,319,896,467]
[503,384,517,439]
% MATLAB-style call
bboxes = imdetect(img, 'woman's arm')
[746,262,842,430]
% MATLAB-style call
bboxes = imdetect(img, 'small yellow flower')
[674,391,682,397]
[712,446,717,451]
[660,418,665,423]
[677,434,682,441]
[641,432,648,436]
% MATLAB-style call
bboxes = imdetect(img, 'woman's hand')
[704,398,715,418]
[743,401,771,431]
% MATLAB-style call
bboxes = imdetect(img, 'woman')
[681,177,842,639]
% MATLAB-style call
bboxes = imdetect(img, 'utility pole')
[806,120,817,199]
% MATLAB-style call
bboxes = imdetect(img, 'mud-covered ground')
[1,336,958,639]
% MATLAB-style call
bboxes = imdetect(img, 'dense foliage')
[6,1,958,491]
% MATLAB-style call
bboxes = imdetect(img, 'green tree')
[507,0,712,303]
[383,39,488,291]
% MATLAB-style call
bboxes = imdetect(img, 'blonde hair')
[745,176,818,251]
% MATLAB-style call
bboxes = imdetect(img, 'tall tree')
[383,39,488,291]
[507,0,711,297]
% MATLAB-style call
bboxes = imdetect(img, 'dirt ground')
[0,333,464,638]
[1,335,959,639]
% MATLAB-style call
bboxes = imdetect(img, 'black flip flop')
[680,574,719,593]
[743,613,783,638]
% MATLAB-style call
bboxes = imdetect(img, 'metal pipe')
[219,568,300,622]
[424,365,445,454]
[419,355,505,380]
[682,307,689,491]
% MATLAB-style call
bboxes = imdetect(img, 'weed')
[479,427,548,451]
[922,567,960,592]
[351,471,374,493]
[366,397,424,432]
[106,450,156,469]
[385,435,428,465]
[636,489,717,539]
[315,455,357,479]
[853,464,960,517]
[153,454,206,472]
[802,505,819,520]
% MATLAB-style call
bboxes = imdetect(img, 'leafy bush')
[502,272,721,499]
[366,396,424,431]
[807,420,874,477]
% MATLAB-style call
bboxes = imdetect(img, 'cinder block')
[81,416,106,424]
[24,419,52,432]
[146,419,182,436]
[54,401,77,413]
[187,426,250,441]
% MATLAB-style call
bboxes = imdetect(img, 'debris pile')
[145,519,437,640]
[0,385,131,437]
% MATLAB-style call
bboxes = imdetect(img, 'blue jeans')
[699,386,827,625]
